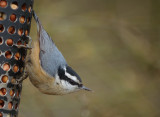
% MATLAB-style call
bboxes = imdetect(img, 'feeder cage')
[0,0,33,116]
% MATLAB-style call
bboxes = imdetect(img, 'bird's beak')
[81,86,92,91]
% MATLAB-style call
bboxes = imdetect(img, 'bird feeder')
[0,0,33,116]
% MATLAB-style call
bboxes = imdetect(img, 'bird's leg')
[17,71,28,83]
[17,45,32,49]
[14,68,28,85]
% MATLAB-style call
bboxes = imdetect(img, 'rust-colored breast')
[25,40,54,90]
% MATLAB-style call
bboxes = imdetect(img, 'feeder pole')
[0,0,33,116]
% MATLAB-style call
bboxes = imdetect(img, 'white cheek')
[55,74,79,93]
[61,80,76,90]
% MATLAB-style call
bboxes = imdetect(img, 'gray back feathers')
[33,12,67,77]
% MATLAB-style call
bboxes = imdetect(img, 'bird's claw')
[14,71,28,85]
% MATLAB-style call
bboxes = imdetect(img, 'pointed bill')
[81,86,92,91]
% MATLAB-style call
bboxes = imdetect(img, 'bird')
[24,11,91,95]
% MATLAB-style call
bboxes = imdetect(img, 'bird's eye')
[78,84,83,87]
[69,80,75,85]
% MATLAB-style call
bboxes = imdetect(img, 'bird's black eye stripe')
[58,67,82,87]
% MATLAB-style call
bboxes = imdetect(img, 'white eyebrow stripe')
[64,70,80,83]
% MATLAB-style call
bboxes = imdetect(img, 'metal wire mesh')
[0,0,33,116]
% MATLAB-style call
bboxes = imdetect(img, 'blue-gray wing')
[33,11,67,77]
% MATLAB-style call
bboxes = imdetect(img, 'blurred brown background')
[19,0,160,117]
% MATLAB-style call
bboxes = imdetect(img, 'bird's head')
[55,66,91,94]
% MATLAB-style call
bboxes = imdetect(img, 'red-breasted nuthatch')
[23,11,91,95]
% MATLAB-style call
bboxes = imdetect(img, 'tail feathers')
[33,11,42,33]
[32,10,55,50]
